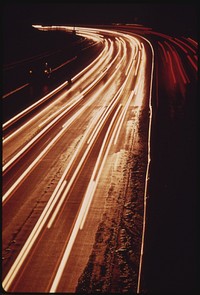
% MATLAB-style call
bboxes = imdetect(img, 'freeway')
[2,24,197,293]
[2,25,153,293]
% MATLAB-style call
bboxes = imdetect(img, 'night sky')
[2,2,198,37]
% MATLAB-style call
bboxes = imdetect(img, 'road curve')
[2,25,153,293]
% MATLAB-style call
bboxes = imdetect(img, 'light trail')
[45,34,128,225]
[158,41,168,63]
[3,25,150,293]
[47,65,126,228]
[113,90,134,145]
[2,104,84,203]
[171,49,190,84]
[2,83,29,99]
[49,30,142,293]
[135,50,141,76]
[136,36,154,294]
[3,55,78,101]
[167,51,176,84]
[3,30,135,289]
[4,49,124,199]
[2,107,101,290]
[3,33,108,137]
[51,56,77,72]
[2,93,83,173]
[2,37,113,171]
[187,54,198,72]
[49,104,122,293]
[38,39,111,128]
[187,37,198,48]
[3,80,68,131]
[174,37,196,54]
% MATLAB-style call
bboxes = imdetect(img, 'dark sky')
[2,2,198,37]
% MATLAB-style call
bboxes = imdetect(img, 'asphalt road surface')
[2,24,197,293]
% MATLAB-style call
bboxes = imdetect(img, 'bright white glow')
[114,91,134,145]
[39,95,83,128]
[79,180,96,230]
[49,104,122,293]
[3,39,112,170]
[136,37,154,294]
[86,107,106,144]
[3,80,68,131]
[47,37,129,227]
[3,25,147,293]
[3,37,109,143]
[3,94,83,173]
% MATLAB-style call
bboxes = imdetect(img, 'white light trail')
[47,35,129,227]
[49,104,122,293]
[113,90,135,145]
[136,37,154,294]
[48,29,144,293]
[3,26,146,293]
[3,38,113,172]
[3,80,68,131]
[135,50,141,76]
[3,36,109,142]
[2,94,83,174]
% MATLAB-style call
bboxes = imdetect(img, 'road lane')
[2,25,152,293]
[2,36,118,196]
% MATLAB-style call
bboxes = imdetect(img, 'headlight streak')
[3,78,123,290]
[48,36,145,291]
[71,38,109,82]
[2,29,124,204]
[2,103,84,203]
[3,54,113,202]
[3,34,124,204]
[76,31,103,43]
[117,36,127,66]
[2,93,83,174]
[113,91,135,145]
[3,44,108,141]
[38,94,83,128]
[124,35,140,76]
[3,33,109,141]
[49,32,143,294]
[113,46,143,144]
[136,36,154,295]
[47,40,131,229]
[49,103,122,293]
[86,107,107,144]
[135,50,141,76]
[3,37,112,169]
[3,80,68,132]
[3,25,147,293]
[39,38,113,127]
[3,66,124,290]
